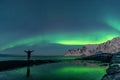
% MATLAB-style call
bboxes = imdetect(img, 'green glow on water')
[4,60,107,80]
[56,67,106,80]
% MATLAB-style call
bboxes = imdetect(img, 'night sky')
[0,0,120,55]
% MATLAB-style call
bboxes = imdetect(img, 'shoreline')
[0,60,61,72]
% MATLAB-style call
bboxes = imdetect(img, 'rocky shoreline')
[76,53,113,63]
[101,64,120,80]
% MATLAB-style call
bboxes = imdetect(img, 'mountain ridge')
[65,37,120,56]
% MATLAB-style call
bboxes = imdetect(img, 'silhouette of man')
[24,50,34,60]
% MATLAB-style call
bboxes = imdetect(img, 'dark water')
[0,56,108,80]
[0,56,81,61]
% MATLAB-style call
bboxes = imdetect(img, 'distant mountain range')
[65,37,120,56]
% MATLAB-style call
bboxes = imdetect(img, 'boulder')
[102,64,120,80]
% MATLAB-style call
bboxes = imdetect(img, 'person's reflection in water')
[26,60,31,79]
[27,66,30,78]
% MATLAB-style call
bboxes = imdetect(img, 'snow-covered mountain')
[64,37,120,56]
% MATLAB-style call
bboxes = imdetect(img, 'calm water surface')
[0,56,108,80]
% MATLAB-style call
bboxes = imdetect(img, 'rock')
[102,64,120,80]
[81,53,113,62]
[102,73,120,80]
[111,52,120,63]
[107,64,120,74]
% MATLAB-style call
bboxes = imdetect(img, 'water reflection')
[26,66,30,78]
[26,60,31,79]
[24,60,108,80]
[67,60,109,67]
[0,60,108,80]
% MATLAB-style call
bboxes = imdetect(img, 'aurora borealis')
[0,0,120,55]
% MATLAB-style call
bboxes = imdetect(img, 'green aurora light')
[105,16,120,31]
[0,31,118,51]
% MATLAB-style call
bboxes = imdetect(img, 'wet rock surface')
[102,64,120,80]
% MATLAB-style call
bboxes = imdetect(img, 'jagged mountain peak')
[65,37,120,56]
